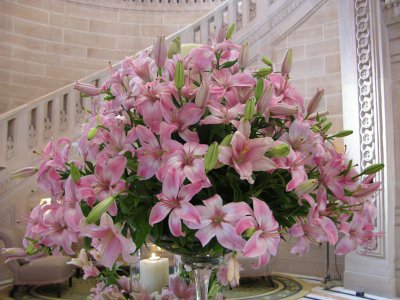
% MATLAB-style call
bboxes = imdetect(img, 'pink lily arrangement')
[7,25,383,298]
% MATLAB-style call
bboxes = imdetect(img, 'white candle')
[139,253,169,293]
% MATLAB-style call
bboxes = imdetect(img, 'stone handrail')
[0,0,264,197]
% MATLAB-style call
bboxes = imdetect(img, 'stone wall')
[269,0,345,278]
[388,16,400,295]
[0,0,217,114]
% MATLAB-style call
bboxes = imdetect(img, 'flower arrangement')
[6,25,383,299]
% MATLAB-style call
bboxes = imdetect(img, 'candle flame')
[151,253,156,259]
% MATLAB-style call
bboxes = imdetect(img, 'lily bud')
[11,167,37,179]
[254,67,273,78]
[295,179,319,195]
[154,35,167,69]
[254,78,264,101]
[216,25,227,43]
[244,227,256,238]
[331,130,353,138]
[239,42,249,69]
[227,255,241,287]
[307,89,324,115]
[1,247,26,257]
[74,81,101,96]
[69,162,81,182]
[195,83,209,108]
[86,196,115,224]
[226,24,235,40]
[168,36,181,59]
[180,43,201,57]
[308,110,329,120]
[269,103,298,116]
[220,134,233,146]
[204,142,219,172]
[174,60,185,91]
[261,56,273,67]
[257,84,272,114]
[281,48,292,77]
[87,127,97,141]
[244,97,256,120]
[362,163,384,175]
[267,143,290,157]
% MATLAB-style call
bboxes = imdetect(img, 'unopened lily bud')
[195,83,209,108]
[239,42,249,69]
[216,25,227,43]
[168,36,181,59]
[204,142,219,172]
[174,61,185,92]
[331,130,353,138]
[281,48,292,77]
[1,247,26,257]
[226,24,235,40]
[308,110,329,120]
[74,81,101,96]
[269,103,298,115]
[154,35,167,69]
[180,43,201,57]
[257,85,272,114]
[261,56,273,67]
[69,162,81,182]
[227,255,241,286]
[220,134,233,146]
[362,163,384,175]
[267,143,290,157]
[254,67,273,78]
[307,89,324,115]
[87,127,97,141]
[295,179,319,195]
[254,78,264,101]
[244,97,256,120]
[86,196,115,224]
[11,167,37,179]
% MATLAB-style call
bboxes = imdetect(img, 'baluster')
[17,110,31,164]
[6,118,15,160]
[249,0,257,22]
[236,0,243,31]
[60,94,69,132]
[28,108,38,148]
[241,0,249,26]
[0,120,6,164]
[227,1,237,29]
[36,104,45,146]
[214,9,223,31]
[181,28,194,44]
[53,96,61,138]
[194,26,201,44]
[67,91,78,134]
[44,100,53,140]
[200,20,208,44]
[208,17,215,43]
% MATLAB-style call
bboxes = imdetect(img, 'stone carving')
[44,117,52,140]
[60,109,68,131]
[28,124,37,148]
[6,136,15,160]
[354,0,384,257]
[249,0,257,21]
[381,0,400,24]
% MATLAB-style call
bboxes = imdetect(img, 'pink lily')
[281,119,312,151]
[218,120,276,184]
[80,213,136,269]
[161,275,196,300]
[160,98,204,142]
[136,123,180,180]
[149,168,202,237]
[193,195,250,251]
[236,198,280,268]
[79,156,127,215]
[67,249,100,280]
[268,73,305,110]
[100,125,137,158]
[200,101,245,125]
[159,141,210,185]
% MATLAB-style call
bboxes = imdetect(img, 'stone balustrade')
[0,0,265,200]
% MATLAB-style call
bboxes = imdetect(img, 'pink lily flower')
[159,142,210,185]
[336,212,378,255]
[161,275,196,300]
[160,98,204,142]
[219,120,276,184]
[136,123,181,180]
[236,198,280,268]
[187,45,215,73]
[149,168,202,237]
[200,101,245,125]
[67,249,100,280]
[81,213,136,269]
[268,73,305,110]
[79,156,127,214]
[193,195,250,251]
[211,69,255,107]
[99,125,137,160]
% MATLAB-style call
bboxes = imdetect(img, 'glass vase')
[181,255,222,300]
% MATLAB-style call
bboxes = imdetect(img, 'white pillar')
[338,0,397,297]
